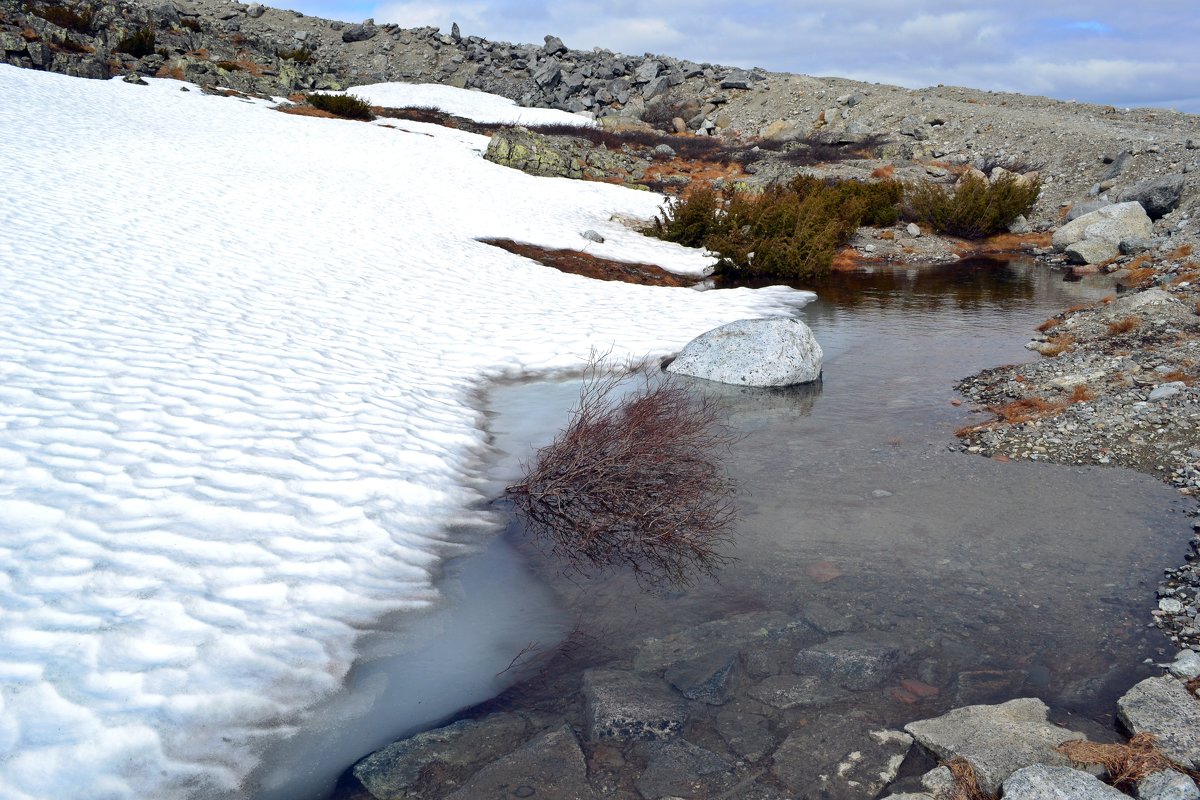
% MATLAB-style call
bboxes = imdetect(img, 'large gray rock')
[1117,677,1200,770]
[352,713,530,800]
[1137,769,1200,800]
[582,669,687,741]
[635,739,737,798]
[904,697,1086,795]
[1052,202,1154,254]
[1002,764,1126,799]
[793,633,900,690]
[1118,174,1187,219]
[667,318,822,387]
[444,724,600,800]
[341,22,377,42]
[771,719,912,799]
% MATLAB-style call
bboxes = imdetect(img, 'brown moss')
[992,396,1066,424]
[1036,317,1062,333]
[1041,334,1075,356]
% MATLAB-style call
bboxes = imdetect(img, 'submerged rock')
[667,317,823,387]
[793,633,901,690]
[582,669,688,741]
[635,739,737,798]
[444,724,599,800]
[771,718,912,798]
[352,713,530,800]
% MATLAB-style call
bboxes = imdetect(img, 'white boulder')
[667,318,822,387]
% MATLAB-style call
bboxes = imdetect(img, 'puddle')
[320,258,1189,797]
[474,260,1188,732]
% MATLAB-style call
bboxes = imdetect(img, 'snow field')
[0,66,807,799]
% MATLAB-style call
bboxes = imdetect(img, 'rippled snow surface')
[0,66,807,799]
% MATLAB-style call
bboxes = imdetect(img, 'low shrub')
[1106,315,1140,335]
[506,362,737,587]
[179,17,201,32]
[29,2,94,33]
[650,176,904,280]
[305,92,374,120]
[114,28,155,58]
[906,172,1041,239]
[215,60,243,71]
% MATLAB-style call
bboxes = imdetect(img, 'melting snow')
[0,65,808,799]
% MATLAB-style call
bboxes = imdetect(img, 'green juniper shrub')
[650,176,904,281]
[305,93,375,121]
[906,171,1041,239]
[114,27,155,58]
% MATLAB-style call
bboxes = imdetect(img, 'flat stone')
[1117,677,1200,769]
[1065,239,1120,265]
[748,675,846,709]
[793,633,900,690]
[1003,764,1126,799]
[352,713,530,800]
[1137,769,1200,800]
[771,717,912,798]
[444,724,600,800]
[904,697,1086,795]
[582,669,688,742]
[667,317,822,387]
[635,739,737,799]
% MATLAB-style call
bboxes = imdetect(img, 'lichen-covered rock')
[667,317,822,387]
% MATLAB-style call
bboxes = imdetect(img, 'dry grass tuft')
[1107,316,1141,335]
[506,360,738,587]
[944,757,995,800]
[1036,317,1062,333]
[993,396,1065,424]
[871,165,895,179]
[1041,335,1076,356]
[1070,384,1094,403]
[1166,244,1194,260]
[1123,266,1158,287]
[1057,734,1190,790]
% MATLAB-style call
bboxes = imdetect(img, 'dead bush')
[506,361,737,587]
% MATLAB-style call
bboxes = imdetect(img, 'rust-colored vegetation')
[1107,315,1141,335]
[480,239,695,287]
[1057,734,1195,790]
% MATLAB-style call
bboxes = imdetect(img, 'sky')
[283,0,1200,113]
